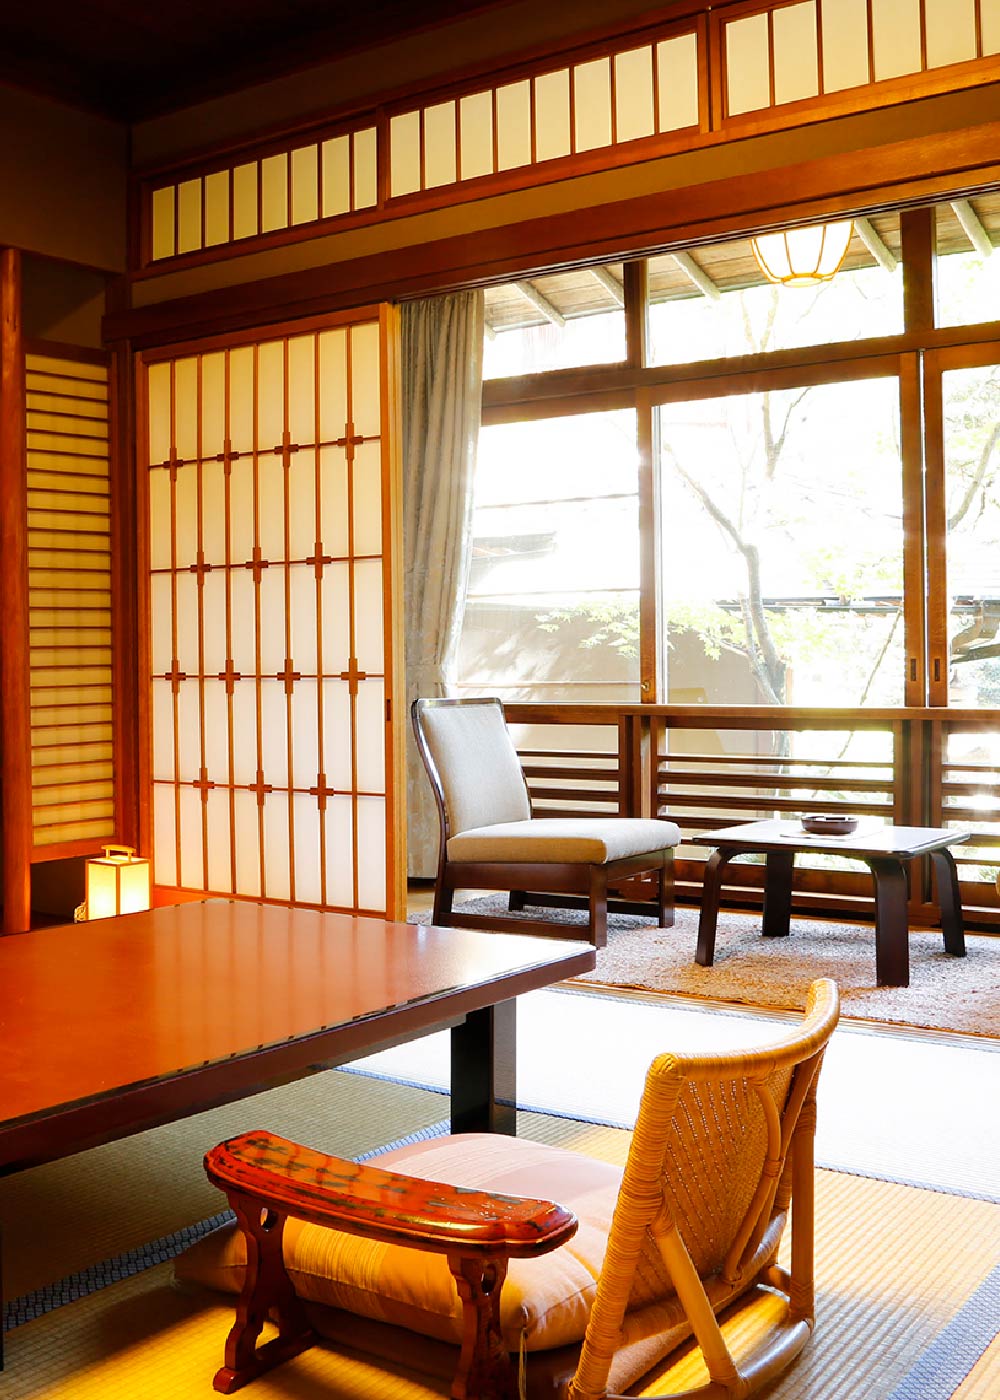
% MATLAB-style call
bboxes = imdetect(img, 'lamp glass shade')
[750,220,854,287]
[86,846,151,919]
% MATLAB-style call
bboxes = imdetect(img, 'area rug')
[414,898,1000,1037]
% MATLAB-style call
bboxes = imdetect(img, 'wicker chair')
[411,695,681,947]
[192,978,840,1400]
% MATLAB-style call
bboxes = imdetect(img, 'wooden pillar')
[0,249,32,934]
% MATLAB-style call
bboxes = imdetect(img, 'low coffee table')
[696,820,969,988]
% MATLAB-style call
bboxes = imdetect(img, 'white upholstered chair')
[411,696,681,947]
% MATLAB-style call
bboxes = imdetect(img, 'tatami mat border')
[887,1264,1000,1400]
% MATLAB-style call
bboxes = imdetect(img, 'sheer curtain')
[402,290,485,877]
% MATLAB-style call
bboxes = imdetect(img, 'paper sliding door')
[142,309,403,917]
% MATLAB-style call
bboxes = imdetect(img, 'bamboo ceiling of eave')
[484,196,1000,331]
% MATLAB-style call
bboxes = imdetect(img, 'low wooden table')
[696,820,969,988]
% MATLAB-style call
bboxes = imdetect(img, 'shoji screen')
[144,313,400,915]
[26,350,116,852]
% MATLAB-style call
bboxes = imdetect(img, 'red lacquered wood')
[206,1130,578,1256]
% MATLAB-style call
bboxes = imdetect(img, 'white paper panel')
[205,787,233,892]
[201,571,228,673]
[203,679,229,785]
[322,679,353,788]
[351,322,381,439]
[925,0,977,68]
[319,447,349,557]
[352,442,383,557]
[353,560,384,673]
[258,566,287,675]
[496,80,532,170]
[286,336,316,446]
[984,0,1000,54]
[231,682,258,785]
[228,346,256,455]
[534,69,571,162]
[148,469,173,571]
[175,680,202,781]
[290,678,319,789]
[390,111,422,197]
[261,154,288,232]
[871,0,922,80]
[355,795,386,912]
[321,562,351,673]
[262,795,290,900]
[201,351,226,460]
[726,13,771,115]
[233,788,262,897]
[259,680,288,787]
[324,794,354,907]
[174,572,200,675]
[233,162,259,240]
[229,455,255,565]
[353,128,378,209]
[151,185,175,261]
[321,135,351,218]
[318,330,348,441]
[173,463,198,569]
[178,787,205,889]
[287,565,318,675]
[177,179,202,255]
[146,362,172,467]
[288,449,317,560]
[150,574,174,675]
[574,59,613,151]
[257,340,285,451]
[293,793,322,904]
[257,452,286,562]
[201,458,227,564]
[204,170,230,246]
[229,570,257,675]
[460,90,494,179]
[151,679,175,781]
[773,2,819,103]
[821,0,870,91]
[173,357,198,461]
[657,33,700,131]
[355,678,385,793]
[614,48,654,144]
[153,782,177,885]
[291,145,319,225]
[424,101,457,188]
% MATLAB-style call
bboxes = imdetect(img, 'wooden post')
[0,248,32,934]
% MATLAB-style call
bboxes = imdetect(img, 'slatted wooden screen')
[26,350,116,854]
[144,315,397,915]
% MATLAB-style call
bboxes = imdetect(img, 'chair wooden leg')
[508,891,526,912]
[659,852,675,928]
[433,871,455,925]
[448,1253,517,1400]
[213,1195,315,1394]
[588,867,608,949]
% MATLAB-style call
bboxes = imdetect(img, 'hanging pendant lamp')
[750,220,855,287]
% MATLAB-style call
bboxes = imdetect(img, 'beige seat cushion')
[176,1132,674,1353]
[446,816,680,864]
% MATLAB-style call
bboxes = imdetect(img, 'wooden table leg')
[451,1000,516,1136]
[930,848,966,957]
[867,857,910,988]
[762,849,795,938]
[697,849,734,966]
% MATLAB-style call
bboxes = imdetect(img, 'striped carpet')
[3,1064,1000,1399]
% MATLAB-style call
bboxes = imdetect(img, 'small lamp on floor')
[85,845,152,919]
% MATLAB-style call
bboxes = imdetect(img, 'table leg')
[450,1000,516,1136]
[867,857,910,988]
[697,849,734,967]
[930,849,966,957]
[762,849,795,938]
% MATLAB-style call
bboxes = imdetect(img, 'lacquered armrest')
[206,1129,578,1258]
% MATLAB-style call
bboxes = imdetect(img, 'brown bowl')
[801,814,858,836]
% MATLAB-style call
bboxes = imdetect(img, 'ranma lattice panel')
[145,321,393,913]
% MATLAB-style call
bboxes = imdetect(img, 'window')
[483,266,627,379]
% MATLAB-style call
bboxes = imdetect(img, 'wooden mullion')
[609,51,619,148]
[224,350,237,895]
[922,349,949,707]
[899,352,927,708]
[918,0,928,73]
[196,354,210,889]
[169,360,183,888]
[312,332,327,907]
[637,386,659,704]
[380,304,405,920]
[282,339,296,904]
[345,329,360,913]
[252,342,266,899]
[866,0,875,85]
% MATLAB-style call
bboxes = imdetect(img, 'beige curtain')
[402,290,485,877]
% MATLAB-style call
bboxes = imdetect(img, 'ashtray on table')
[800,814,859,835]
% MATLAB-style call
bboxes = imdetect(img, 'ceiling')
[0,0,506,122]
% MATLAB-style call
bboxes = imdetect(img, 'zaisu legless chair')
[188,979,840,1400]
[411,696,681,948]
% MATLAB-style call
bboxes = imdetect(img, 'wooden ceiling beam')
[950,198,993,257]
[671,250,721,300]
[515,281,565,326]
[588,266,625,306]
[854,217,898,273]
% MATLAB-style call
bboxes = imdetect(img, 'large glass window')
[483,266,626,379]
[456,411,640,701]
[934,197,1000,328]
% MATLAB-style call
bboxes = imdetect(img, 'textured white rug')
[416,897,1000,1037]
